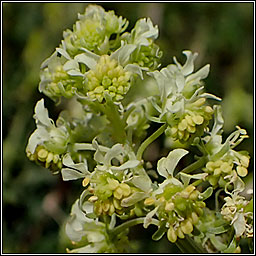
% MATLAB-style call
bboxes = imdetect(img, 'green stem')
[175,235,207,253]
[110,217,159,237]
[103,100,127,144]
[136,124,167,160]
[179,156,207,174]
[191,179,203,187]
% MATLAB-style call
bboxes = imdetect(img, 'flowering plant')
[26,4,253,253]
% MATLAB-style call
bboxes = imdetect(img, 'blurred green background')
[3,2,253,253]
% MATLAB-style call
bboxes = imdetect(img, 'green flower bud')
[181,219,193,234]
[236,166,248,177]
[167,226,177,243]
[176,227,185,239]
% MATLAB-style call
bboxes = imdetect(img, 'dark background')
[3,2,253,253]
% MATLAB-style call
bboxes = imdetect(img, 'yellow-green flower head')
[26,99,69,173]
[203,154,250,188]
[145,184,205,243]
[87,171,144,217]
[62,5,128,56]
[149,51,220,143]
[122,18,162,70]
[165,97,214,143]
[85,55,132,102]
[39,51,83,102]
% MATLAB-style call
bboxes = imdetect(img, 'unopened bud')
[82,177,90,187]
[113,187,123,200]
[144,197,155,206]
[119,183,131,197]
[88,195,98,203]
[237,166,248,177]
[181,219,193,234]
[167,226,177,243]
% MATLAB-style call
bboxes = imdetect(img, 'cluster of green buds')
[39,4,162,103]
[61,5,128,56]
[86,171,144,217]
[204,155,249,188]
[145,184,205,243]
[85,55,132,102]
[166,98,214,143]
[39,52,84,101]
[27,145,62,173]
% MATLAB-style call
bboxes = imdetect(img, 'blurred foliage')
[3,2,253,253]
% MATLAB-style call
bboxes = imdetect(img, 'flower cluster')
[39,5,161,103]
[221,192,253,239]
[61,5,129,56]
[149,51,219,144]
[26,99,69,173]
[85,55,132,102]
[65,200,129,253]
[145,184,206,243]
[26,4,252,254]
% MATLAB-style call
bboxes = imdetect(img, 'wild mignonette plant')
[26,5,253,253]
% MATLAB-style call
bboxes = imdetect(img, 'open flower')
[143,149,211,243]
[26,99,70,173]
[65,200,129,253]
[148,51,220,144]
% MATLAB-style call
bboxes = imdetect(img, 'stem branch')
[136,124,167,160]
[111,217,159,237]
[179,156,207,174]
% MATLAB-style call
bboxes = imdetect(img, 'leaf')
[223,237,237,253]
[207,225,230,235]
